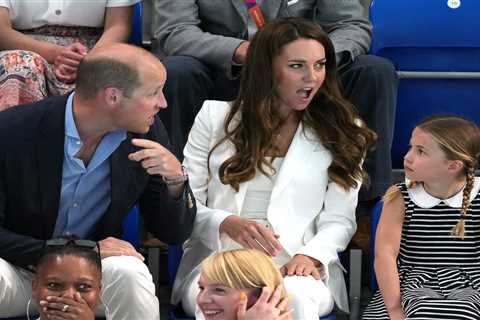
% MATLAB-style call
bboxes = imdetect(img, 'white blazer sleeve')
[295,180,359,273]
[183,101,233,252]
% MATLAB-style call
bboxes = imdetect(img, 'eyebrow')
[287,58,327,63]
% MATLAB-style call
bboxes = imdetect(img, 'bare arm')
[374,186,406,319]
[0,7,62,63]
[94,6,133,48]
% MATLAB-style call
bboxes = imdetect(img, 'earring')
[26,298,32,320]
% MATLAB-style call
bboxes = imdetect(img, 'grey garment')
[152,0,371,78]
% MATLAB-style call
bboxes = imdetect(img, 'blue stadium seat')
[369,201,383,292]
[121,205,140,248]
[167,245,337,320]
[370,0,480,169]
[129,1,143,46]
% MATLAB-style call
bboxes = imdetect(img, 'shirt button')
[55,9,62,15]
[76,141,81,145]
[73,203,78,208]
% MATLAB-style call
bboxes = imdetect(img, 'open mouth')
[203,310,224,319]
[297,87,313,99]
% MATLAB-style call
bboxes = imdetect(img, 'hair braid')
[451,165,475,239]
[383,180,419,203]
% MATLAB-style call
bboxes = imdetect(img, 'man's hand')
[280,254,324,280]
[233,41,250,65]
[129,138,185,198]
[219,215,283,256]
[97,237,144,261]
[129,138,182,178]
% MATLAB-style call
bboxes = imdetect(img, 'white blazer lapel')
[234,181,248,214]
[271,122,315,199]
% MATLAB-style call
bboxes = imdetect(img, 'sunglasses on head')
[46,238,98,250]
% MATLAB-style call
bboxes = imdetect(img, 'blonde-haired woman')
[197,249,292,320]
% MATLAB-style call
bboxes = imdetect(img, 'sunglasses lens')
[75,239,97,249]
[46,238,97,249]
[46,238,68,246]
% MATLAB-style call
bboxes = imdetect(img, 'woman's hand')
[387,306,407,320]
[39,292,95,320]
[54,42,88,83]
[237,286,292,320]
[280,254,325,280]
[219,215,283,256]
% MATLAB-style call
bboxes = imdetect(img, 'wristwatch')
[162,165,188,186]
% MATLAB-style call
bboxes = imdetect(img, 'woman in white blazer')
[172,17,376,319]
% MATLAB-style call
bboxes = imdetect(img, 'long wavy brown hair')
[208,17,376,191]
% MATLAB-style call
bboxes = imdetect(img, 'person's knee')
[353,55,397,82]
[3,50,46,74]
[0,259,11,296]
[283,275,334,316]
[162,56,210,82]
[101,256,153,289]
[182,274,201,317]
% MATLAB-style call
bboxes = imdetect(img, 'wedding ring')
[62,304,70,312]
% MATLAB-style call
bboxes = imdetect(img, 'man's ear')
[103,87,122,106]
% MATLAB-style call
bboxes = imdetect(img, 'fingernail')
[46,296,53,301]
[39,300,47,305]
[239,291,247,300]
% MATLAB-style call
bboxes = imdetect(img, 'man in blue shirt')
[0,43,196,319]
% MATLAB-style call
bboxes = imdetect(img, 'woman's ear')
[447,159,464,174]
[31,278,38,299]
[245,288,261,309]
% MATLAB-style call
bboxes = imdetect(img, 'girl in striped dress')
[362,115,480,320]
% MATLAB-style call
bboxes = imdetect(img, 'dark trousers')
[159,55,397,200]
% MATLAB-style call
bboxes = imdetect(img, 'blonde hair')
[384,115,480,239]
[201,249,288,300]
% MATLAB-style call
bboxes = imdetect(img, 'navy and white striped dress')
[363,178,480,320]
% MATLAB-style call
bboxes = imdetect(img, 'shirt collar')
[64,92,127,144]
[65,92,80,141]
[407,177,480,208]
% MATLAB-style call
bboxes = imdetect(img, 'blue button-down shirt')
[53,93,127,237]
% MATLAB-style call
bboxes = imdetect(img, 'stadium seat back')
[370,0,480,168]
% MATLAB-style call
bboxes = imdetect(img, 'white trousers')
[182,273,334,320]
[0,256,160,319]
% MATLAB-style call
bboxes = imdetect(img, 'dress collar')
[407,177,480,208]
